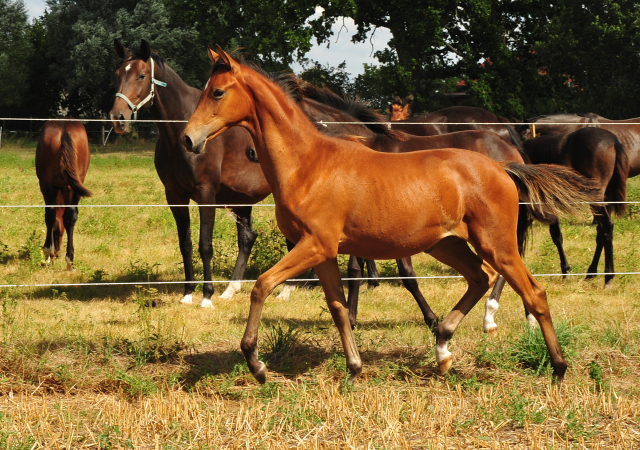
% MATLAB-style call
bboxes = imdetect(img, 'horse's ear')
[114,39,127,60]
[215,45,238,73]
[402,104,410,115]
[139,39,151,62]
[207,46,219,63]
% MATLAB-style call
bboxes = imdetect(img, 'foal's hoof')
[251,361,267,384]
[438,357,453,375]
[179,294,193,305]
[485,327,498,337]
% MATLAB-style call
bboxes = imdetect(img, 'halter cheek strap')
[115,58,167,121]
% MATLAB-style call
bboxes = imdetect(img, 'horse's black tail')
[60,131,92,197]
[605,137,629,217]
[503,162,600,225]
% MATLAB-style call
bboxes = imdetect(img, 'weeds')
[19,230,44,271]
[262,321,305,360]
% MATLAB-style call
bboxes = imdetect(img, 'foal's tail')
[605,137,629,217]
[60,131,92,197]
[503,162,600,225]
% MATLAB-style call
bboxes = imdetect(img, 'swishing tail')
[60,131,91,197]
[503,162,600,225]
[605,137,629,217]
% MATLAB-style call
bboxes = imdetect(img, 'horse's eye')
[138,74,146,80]
[212,89,225,99]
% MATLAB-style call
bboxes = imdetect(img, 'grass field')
[1,137,640,448]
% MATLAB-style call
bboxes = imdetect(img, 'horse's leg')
[364,259,379,288]
[549,220,571,278]
[62,192,80,271]
[586,206,615,288]
[347,255,364,329]
[197,205,217,307]
[485,204,536,333]
[428,238,497,375]
[315,257,362,383]
[396,257,438,330]
[474,236,568,384]
[276,239,319,299]
[166,192,195,305]
[40,184,59,263]
[220,206,258,299]
[240,237,331,383]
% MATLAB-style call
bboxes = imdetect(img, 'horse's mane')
[300,83,408,141]
[576,112,601,119]
[130,50,166,70]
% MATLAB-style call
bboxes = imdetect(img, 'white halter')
[115,57,167,120]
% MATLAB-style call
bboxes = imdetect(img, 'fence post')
[0,126,2,149]
[101,125,105,145]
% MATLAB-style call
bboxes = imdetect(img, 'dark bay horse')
[35,121,91,270]
[109,40,271,307]
[182,47,600,385]
[296,81,530,332]
[523,128,629,288]
[519,113,640,177]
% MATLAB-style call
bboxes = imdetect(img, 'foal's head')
[389,103,410,121]
[183,46,252,154]
[110,39,163,133]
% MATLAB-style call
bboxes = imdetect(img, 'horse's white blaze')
[527,313,538,328]
[200,298,213,308]
[179,294,193,305]
[435,342,451,363]
[276,284,296,300]
[125,63,132,72]
[483,298,500,333]
[220,281,241,299]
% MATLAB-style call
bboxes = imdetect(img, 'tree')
[0,0,33,114]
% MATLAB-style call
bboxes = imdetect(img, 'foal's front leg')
[241,237,329,383]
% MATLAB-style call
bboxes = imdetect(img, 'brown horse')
[519,113,640,177]
[181,47,600,385]
[522,128,629,288]
[35,120,91,270]
[296,81,530,332]
[109,40,271,307]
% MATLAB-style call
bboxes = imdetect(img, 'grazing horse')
[296,81,531,332]
[109,39,271,307]
[390,105,524,151]
[35,121,91,269]
[519,113,640,177]
[182,47,600,385]
[522,128,628,288]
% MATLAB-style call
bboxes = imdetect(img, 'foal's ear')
[402,104,410,115]
[139,39,152,62]
[114,39,127,60]
[207,46,219,63]
[215,45,239,73]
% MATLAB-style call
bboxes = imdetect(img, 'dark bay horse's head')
[110,39,158,134]
[182,46,251,154]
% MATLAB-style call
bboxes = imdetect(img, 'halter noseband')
[115,57,167,121]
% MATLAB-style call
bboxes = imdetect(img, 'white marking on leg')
[527,313,538,328]
[220,281,242,299]
[200,298,213,308]
[483,298,500,333]
[65,256,74,271]
[276,283,296,300]
[43,246,54,263]
[179,294,193,305]
[435,342,451,363]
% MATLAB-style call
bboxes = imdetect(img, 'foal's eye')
[138,74,146,80]
[212,89,225,99]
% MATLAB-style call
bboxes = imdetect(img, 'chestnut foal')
[182,47,598,385]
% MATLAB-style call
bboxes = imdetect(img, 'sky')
[22,1,391,77]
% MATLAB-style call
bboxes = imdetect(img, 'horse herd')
[33,39,640,385]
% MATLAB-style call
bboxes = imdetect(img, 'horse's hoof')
[485,327,498,337]
[604,280,614,290]
[220,281,241,299]
[252,361,267,384]
[276,284,296,300]
[200,298,213,308]
[65,257,74,271]
[179,294,193,305]
[438,356,453,375]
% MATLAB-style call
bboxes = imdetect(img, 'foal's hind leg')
[220,206,258,299]
[347,255,363,329]
[428,237,498,375]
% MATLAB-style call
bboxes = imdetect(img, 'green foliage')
[262,321,304,360]
[588,360,604,391]
[18,230,45,271]
[298,60,354,97]
[0,0,32,110]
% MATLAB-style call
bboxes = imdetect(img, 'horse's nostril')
[183,135,193,152]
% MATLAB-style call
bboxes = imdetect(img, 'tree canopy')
[1,0,640,122]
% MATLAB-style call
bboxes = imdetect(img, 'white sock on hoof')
[527,314,538,328]
[200,298,213,308]
[65,256,74,271]
[276,284,296,300]
[180,294,193,305]
[435,342,452,364]
[483,298,499,333]
[220,281,242,299]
